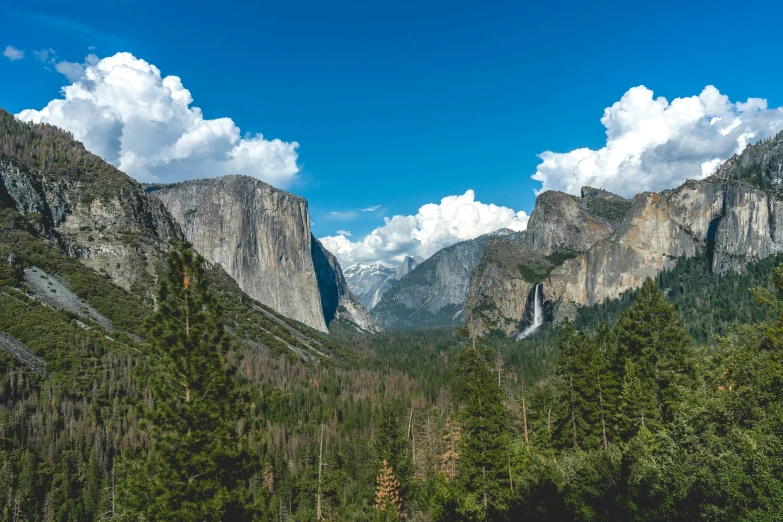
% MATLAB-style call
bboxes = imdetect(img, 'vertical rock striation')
[372,229,522,329]
[150,176,328,331]
[149,176,378,333]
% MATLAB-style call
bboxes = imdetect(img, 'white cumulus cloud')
[533,85,783,197]
[320,190,529,267]
[4,45,24,61]
[336,229,352,237]
[16,52,300,187]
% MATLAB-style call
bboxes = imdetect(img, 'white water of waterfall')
[516,284,543,340]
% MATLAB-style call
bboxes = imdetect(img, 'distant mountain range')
[336,132,783,339]
[343,256,419,310]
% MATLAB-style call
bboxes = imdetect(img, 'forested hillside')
[4,197,783,519]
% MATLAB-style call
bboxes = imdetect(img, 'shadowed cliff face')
[311,236,380,332]
[149,176,379,333]
[470,131,783,334]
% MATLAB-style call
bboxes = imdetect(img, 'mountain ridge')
[469,132,783,337]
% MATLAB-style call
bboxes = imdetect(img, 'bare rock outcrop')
[469,132,783,335]
[523,187,630,256]
[150,176,378,333]
[372,229,523,329]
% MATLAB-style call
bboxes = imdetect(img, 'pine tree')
[618,358,658,437]
[613,278,695,438]
[452,329,511,519]
[117,243,248,521]
[375,403,413,503]
[593,321,617,449]
[552,321,603,450]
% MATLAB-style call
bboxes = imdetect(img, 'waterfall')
[516,284,543,340]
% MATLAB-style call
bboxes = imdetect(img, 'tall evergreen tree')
[552,321,585,449]
[593,321,617,449]
[374,403,413,505]
[613,278,695,438]
[552,320,607,450]
[118,243,248,521]
[450,328,511,520]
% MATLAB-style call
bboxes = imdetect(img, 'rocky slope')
[372,229,522,329]
[149,176,378,333]
[467,236,551,334]
[0,110,361,361]
[344,256,419,310]
[0,109,181,297]
[469,132,783,336]
[1,109,374,344]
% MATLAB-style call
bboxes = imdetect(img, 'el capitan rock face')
[149,175,378,333]
[149,176,327,331]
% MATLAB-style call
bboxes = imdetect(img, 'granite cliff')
[523,186,630,256]
[311,236,380,332]
[468,187,629,335]
[469,132,783,336]
[0,110,357,366]
[148,176,378,333]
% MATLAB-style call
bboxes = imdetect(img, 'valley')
[2,112,783,521]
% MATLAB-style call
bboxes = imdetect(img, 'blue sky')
[4,0,783,266]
